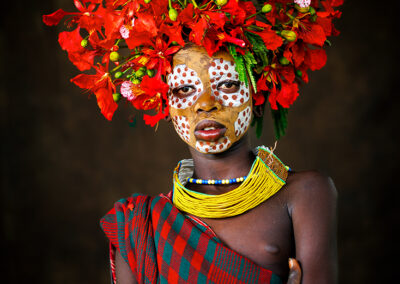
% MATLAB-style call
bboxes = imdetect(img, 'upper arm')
[289,171,338,284]
[115,249,137,284]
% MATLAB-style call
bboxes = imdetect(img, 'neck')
[188,136,254,194]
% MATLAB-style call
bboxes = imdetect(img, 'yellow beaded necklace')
[172,146,289,218]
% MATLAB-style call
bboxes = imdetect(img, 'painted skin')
[168,45,253,154]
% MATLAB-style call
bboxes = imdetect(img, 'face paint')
[209,59,250,107]
[171,115,190,143]
[234,106,252,137]
[167,65,203,109]
[168,45,253,154]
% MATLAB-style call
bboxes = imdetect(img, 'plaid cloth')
[100,193,283,284]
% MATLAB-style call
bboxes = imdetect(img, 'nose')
[194,87,222,113]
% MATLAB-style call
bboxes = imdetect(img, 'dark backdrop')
[1,0,398,283]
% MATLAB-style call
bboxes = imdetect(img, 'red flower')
[132,76,170,126]
[43,0,104,31]
[268,82,299,110]
[71,65,117,120]
[250,21,283,50]
[296,21,327,47]
[139,37,181,75]
[257,64,298,110]
[58,27,98,71]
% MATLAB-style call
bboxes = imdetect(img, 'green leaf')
[228,44,247,85]
[272,104,288,139]
[245,31,269,68]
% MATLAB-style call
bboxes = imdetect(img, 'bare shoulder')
[284,170,338,215]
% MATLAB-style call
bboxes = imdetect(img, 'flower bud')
[169,8,178,21]
[81,39,88,48]
[281,30,297,42]
[114,71,123,79]
[132,78,141,85]
[294,4,310,13]
[262,4,272,13]
[146,69,156,77]
[279,57,290,66]
[135,69,146,78]
[113,93,121,102]
[215,0,228,6]
[309,7,316,16]
[295,70,303,77]
[144,0,151,3]
[109,51,120,62]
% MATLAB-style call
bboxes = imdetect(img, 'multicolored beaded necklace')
[186,176,247,185]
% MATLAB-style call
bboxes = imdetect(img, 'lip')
[194,120,226,142]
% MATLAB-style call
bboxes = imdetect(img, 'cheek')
[168,65,203,110]
[234,106,252,137]
[172,115,190,143]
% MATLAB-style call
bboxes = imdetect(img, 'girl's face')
[168,45,253,154]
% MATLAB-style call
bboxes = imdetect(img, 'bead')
[186,175,248,185]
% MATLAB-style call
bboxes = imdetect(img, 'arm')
[289,171,338,284]
[115,249,137,284]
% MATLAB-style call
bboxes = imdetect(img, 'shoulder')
[285,170,337,215]
[100,193,156,228]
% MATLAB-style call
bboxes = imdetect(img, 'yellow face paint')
[168,45,253,154]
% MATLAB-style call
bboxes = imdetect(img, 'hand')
[288,258,302,284]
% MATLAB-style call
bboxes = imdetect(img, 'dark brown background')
[1,0,398,283]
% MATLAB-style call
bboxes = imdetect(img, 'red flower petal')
[252,29,283,50]
[42,9,69,26]
[292,43,305,68]
[304,48,327,71]
[143,105,169,127]
[70,73,98,90]
[68,50,96,71]
[299,24,326,47]
[93,87,118,121]
[276,82,299,108]
[58,28,83,53]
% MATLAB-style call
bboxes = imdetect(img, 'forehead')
[172,46,234,78]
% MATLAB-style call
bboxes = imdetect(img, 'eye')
[217,80,240,93]
[172,85,196,97]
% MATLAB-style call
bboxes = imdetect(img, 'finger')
[287,258,302,284]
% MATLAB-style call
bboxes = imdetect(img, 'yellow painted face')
[168,45,253,154]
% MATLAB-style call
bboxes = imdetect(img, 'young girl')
[43,0,341,282]
[101,45,337,283]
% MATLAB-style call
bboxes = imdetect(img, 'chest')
[199,193,294,277]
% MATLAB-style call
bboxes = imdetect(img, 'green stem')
[247,25,264,31]
[177,0,185,7]
[110,56,135,73]
[191,0,198,8]
[245,10,262,21]
[122,67,132,74]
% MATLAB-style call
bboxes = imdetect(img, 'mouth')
[194,120,226,142]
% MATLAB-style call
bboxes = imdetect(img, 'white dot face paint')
[195,137,232,153]
[209,59,250,108]
[172,115,190,143]
[234,106,252,137]
[167,65,203,109]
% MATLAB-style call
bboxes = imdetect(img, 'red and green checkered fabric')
[100,193,283,284]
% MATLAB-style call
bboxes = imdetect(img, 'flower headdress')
[43,0,342,138]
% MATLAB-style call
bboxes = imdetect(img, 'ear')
[164,114,171,122]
